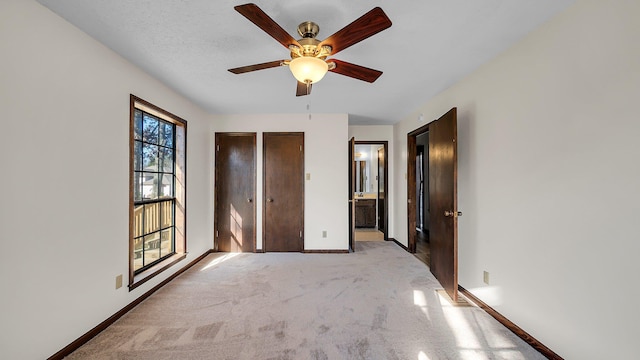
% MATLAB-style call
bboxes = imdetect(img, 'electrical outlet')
[483,271,490,285]
[115,274,123,289]
[306,173,311,180]
[322,230,327,238]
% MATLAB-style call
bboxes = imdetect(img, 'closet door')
[214,133,256,252]
[263,132,304,252]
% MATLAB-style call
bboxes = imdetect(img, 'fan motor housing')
[291,22,332,59]
[297,38,320,56]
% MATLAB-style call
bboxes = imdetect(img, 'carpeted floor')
[66,242,544,359]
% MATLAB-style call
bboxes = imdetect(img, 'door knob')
[247,198,253,203]
[444,210,462,217]
[267,198,273,203]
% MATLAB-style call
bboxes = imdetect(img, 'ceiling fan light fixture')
[289,56,328,84]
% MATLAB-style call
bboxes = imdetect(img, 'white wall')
[0,1,213,358]
[348,125,395,237]
[348,125,393,142]
[212,113,349,251]
[392,0,639,358]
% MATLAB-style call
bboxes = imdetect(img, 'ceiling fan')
[228,3,392,96]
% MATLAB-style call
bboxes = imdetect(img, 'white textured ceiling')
[36,0,575,125]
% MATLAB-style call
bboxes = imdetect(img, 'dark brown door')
[429,108,458,301]
[348,137,355,251]
[263,132,304,252]
[214,133,256,252]
[407,108,458,301]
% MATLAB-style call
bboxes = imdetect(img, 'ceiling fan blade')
[228,60,285,74]
[296,81,312,96]
[234,3,301,49]
[319,7,392,55]
[329,59,383,83]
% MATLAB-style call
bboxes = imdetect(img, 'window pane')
[143,232,161,266]
[134,141,142,171]
[160,200,173,228]
[144,202,160,234]
[134,109,143,140]
[142,173,158,200]
[134,237,144,271]
[160,122,173,147]
[160,147,174,173]
[142,143,159,172]
[160,174,173,198]
[134,172,143,201]
[143,113,159,144]
[133,205,144,238]
[131,100,186,279]
[160,228,174,257]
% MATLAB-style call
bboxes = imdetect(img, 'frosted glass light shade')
[289,56,329,84]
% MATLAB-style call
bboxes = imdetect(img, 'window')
[129,95,186,289]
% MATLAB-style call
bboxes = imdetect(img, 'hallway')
[354,228,384,241]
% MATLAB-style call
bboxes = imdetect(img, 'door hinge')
[216,145,219,151]
[216,230,219,237]
[300,145,302,152]
[299,230,302,238]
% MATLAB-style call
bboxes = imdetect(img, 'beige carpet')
[66,242,544,359]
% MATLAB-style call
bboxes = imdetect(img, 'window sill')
[129,252,187,291]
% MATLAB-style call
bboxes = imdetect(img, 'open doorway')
[353,141,388,242]
[415,133,430,266]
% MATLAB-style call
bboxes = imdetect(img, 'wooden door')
[348,137,355,251]
[263,132,304,252]
[429,108,459,301]
[377,146,385,235]
[214,133,256,252]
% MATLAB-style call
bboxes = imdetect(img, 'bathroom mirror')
[354,144,380,194]
[355,160,368,193]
